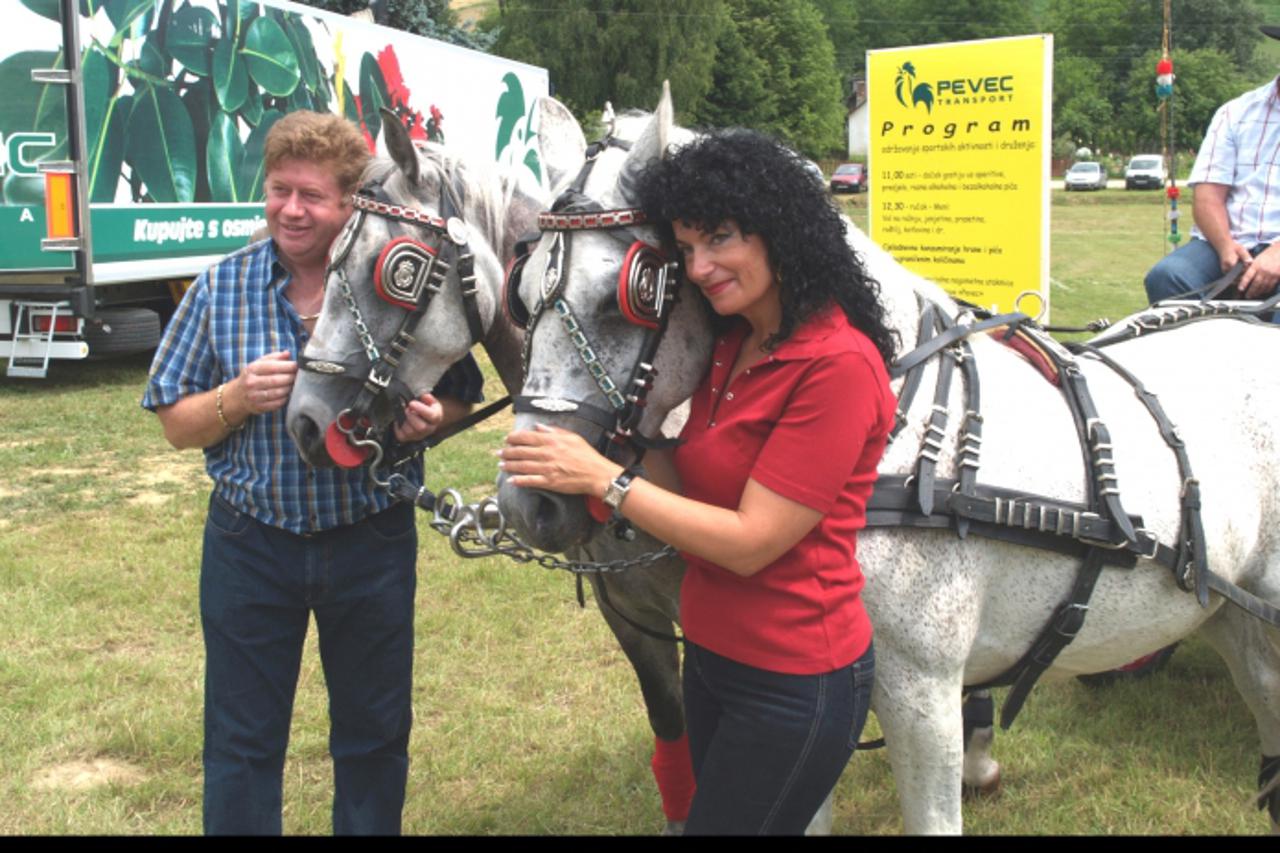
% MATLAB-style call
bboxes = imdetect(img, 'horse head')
[495,85,713,551]
[286,103,578,468]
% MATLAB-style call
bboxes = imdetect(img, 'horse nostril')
[297,415,322,453]
[534,492,562,536]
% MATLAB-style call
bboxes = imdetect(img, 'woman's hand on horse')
[394,393,445,443]
[500,424,622,498]
[235,351,297,415]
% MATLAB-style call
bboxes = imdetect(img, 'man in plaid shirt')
[143,111,483,834]
[1145,25,1280,305]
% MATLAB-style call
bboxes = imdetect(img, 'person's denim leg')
[201,495,309,835]
[313,501,417,835]
[1144,237,1225,303]
[681,641,875,835]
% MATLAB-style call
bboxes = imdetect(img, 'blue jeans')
[1144,237,1269,303]
[681,641,875,835]
[200,495,417,835]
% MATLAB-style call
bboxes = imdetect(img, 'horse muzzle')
[496,473,597,552]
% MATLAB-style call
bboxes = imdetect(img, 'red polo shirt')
[674,305,895,674]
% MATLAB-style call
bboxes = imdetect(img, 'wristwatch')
[602,467,640,511]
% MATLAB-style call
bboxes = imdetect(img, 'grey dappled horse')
[285,106,704,833]
[494,86,1280,834]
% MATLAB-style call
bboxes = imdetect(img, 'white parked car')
[1064,161,1108,191]
[1124,154,1167,190]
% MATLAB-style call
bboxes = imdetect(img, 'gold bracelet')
[215,383,243,431]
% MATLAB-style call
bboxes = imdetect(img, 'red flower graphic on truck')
[378,46,444,144]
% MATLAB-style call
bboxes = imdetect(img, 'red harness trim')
[537,208,647,231]
[988,327,1060,386]
[351,193,449,232]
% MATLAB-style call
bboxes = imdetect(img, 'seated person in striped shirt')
[142,111,483,835]
[1145,26,1280,304]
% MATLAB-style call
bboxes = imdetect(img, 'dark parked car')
[830,163,868,194]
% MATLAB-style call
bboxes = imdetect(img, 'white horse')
[493,86,1280,834]
[285,106,711,834]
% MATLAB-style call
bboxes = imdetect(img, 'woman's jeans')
[682,640,875,834]
[200,495,417,835]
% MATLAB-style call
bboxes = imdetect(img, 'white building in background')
[846,76,869,157]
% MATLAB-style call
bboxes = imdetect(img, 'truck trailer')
[0,0,548,377]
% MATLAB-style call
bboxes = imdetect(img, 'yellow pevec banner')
[868,34,1053,319]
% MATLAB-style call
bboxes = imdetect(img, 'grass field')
[0,189,1270,835]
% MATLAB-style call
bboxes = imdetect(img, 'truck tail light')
[32,315,78,333]
[44,171,77,240]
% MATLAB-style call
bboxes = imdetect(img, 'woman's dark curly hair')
[634,128,897,366]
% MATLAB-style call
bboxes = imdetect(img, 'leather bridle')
[507,135,681,460]
[298,171,485,460]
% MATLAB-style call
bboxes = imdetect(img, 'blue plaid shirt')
[143,239,484,534]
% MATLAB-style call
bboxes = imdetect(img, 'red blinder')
[585,495,612,523]
[324,413,374,468]
[617,242,666,329]
[374,237,438,310]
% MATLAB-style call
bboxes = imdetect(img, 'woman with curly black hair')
[501,128,896,834]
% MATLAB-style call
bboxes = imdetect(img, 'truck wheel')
[84,307,161,356]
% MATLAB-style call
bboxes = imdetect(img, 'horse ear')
[380,107,420,185]
[656,80,673,161]
[616,80,676,201]
[535,96,586,191]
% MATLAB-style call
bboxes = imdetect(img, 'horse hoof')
[661,820,686,836]
[962,767,1002,800]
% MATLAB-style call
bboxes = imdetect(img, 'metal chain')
[334,267,382,364]
[376,471,676,574]
[554,296,628,410]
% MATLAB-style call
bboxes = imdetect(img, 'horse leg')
[806,790,834,835]
[1197,602,1280,833]
[872,652,966,834]
[961,689,1001,798]
[588,574,691,834]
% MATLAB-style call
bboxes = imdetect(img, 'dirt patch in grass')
[31,758,147,791]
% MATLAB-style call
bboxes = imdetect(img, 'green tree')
[694,0,846,156]
[1113,46,1246,153]
[810,0,860,92]
[1048,0,1262,110]
[1052,54,1115,152]
[490,0,726,122]
[842,0,1037,75]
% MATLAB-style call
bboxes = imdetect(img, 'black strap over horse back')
[871,296,1280,729]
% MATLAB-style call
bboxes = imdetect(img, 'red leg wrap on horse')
[651,733,696,822]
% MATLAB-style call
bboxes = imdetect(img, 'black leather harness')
[872,294,1280,728]
[298,174,486,444]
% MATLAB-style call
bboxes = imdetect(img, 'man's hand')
[1238,243,1280,299]
[234,350,298,415]
[1214,240,1252,275]
[394,392,446,443]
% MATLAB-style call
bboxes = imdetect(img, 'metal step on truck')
[1,0,548,377]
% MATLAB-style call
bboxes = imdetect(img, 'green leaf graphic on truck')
[2,0,461,207]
